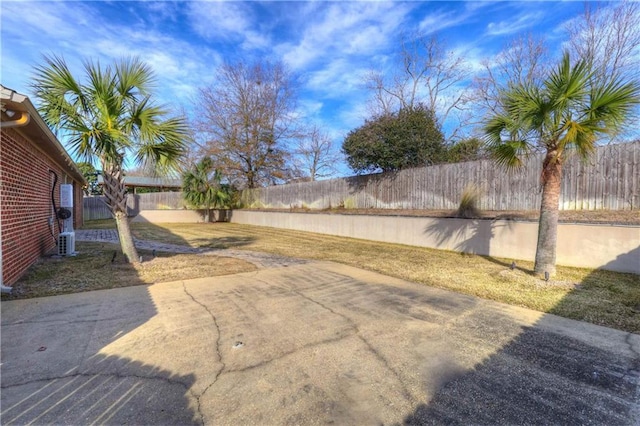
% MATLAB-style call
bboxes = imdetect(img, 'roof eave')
[1,85,87,185]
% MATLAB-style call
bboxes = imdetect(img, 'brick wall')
[1,128,84,286]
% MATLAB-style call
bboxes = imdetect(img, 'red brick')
[1,128,84,285]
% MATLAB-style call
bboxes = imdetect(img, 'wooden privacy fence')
[83,141,639,218]
[241,142,640,211]
[83,196,112,220]
[84,192,187,220]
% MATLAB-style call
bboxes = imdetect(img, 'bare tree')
[566,1,640,86]
[565,1,640,140]
[473,33,550,119]
[195,60,301,188]
[365,33,470,141]
[293,126,341,181]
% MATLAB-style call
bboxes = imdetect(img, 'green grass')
[81,218,118,229]
[106,221,640,333]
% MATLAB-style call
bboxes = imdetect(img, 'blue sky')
[1,1,594,176]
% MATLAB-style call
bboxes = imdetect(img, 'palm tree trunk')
[102,159,140,264]
[114,211,139,263]
[534,150,563,277]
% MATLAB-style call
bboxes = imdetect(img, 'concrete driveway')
[2,259,639,425]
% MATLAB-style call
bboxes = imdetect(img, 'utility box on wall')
[59,184,75,233]
[60,184,74,208]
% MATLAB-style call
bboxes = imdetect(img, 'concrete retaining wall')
[229,210,640,274]
[132,209,231,223]
[133,210,204,223]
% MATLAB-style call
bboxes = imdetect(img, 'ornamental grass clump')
[455,184,482,218]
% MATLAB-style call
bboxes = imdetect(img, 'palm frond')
[588,79,640,131]
[182,157,229,209]
[115,57,154,97]
[545,52,591,114]
[31,55,189,175]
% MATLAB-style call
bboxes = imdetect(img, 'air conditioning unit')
[58,232,76,256]
[59,184,74,233]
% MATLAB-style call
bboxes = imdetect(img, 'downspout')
[0,198,8,293]
[0,214,6,293]
[0,110,30,128]
[0,110,31,293]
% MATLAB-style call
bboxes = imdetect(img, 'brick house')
[1,85,85,289]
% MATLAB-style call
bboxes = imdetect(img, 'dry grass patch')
[2,241,256,300]
[128,222,640,333]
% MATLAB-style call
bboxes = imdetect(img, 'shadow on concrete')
[401,325,638,425]
[400,252,640,425]
[185,209,233,223]
[1,227,201,424]
[1,352,198,425]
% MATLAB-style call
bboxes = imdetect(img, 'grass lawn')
[3,241,256,300]
[123,221,639,334]
[6,218,638,334]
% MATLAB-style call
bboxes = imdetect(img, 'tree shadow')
[188,235,255,250]
[127,220,255,250]
[345,170,403,208]
[423,218,523,270]
[1,353,198,425]
[594,244,640,275]
[1,236,201,424]
[399,248,640,425]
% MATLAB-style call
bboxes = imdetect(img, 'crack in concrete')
[225,332,357,374]
[181,282,225,426]
[254,277,418,405]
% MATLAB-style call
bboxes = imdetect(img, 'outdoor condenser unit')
[58,232,76,256]
[58,184,76,256]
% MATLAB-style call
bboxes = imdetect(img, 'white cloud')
[278,2,412,70]
[486,12,543,37]
[187,1,251,38]
[186,1,270,51]
[419,10,469,35]
[452,44,488,74]
[307,58,367,97]
[0,1,221,106]
[298,99,325,120]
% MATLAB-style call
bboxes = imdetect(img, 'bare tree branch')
[472,33,550,123]
[364,32,470,142]
[566,1,640,85]
[293,125,341,181]
[194,60,301,188]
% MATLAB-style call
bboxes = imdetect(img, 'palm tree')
[485,52,639,277]
[182,157,230,222]
[32,55,188,263]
